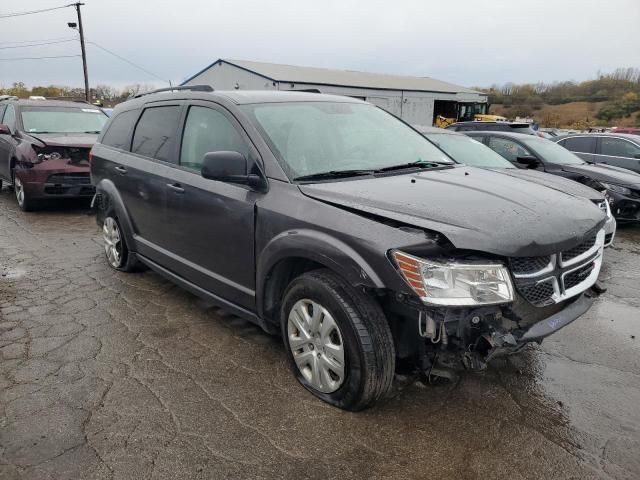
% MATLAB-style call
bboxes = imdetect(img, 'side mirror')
[201,151,265,190]
[0,124,11,135]
[517,155,541,169]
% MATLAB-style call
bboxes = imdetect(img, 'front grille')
[561,235,596,262]
[519,280,555,306]
[510,256,551,275]
[47,173,91,185]
[510,229,604,307]
[563,262,595,290]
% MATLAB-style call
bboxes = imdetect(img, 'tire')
[280,269,395,411]
[102,213,138,272]
[12,172,37,212]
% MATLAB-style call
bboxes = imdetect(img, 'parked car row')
[0,92,629,410]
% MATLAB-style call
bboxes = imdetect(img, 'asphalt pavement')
[0,191,639,480]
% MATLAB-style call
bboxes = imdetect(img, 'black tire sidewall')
[280,274,369,409]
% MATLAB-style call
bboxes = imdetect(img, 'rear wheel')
[281,269,395,410]
[102,214,138,272]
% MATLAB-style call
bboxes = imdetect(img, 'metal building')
[181,59,487,126]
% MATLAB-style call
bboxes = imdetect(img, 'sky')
[1,0,639,90]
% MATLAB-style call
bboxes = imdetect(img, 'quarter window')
[180,106,248,171]
[101,109,139,150]
[2,105,16,132]
[561,136,595,154]
[132,106,181,163]
[600,137,640,158]
[487,137,532,162]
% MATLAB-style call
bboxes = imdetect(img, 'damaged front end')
[15,143,94,199]
[388,227,606,375]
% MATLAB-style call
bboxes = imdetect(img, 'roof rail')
[133,85,214,99]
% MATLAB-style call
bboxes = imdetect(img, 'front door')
[161,103,259,310]
[0,104,18,181]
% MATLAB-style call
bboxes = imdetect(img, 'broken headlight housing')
[392,250,514,306]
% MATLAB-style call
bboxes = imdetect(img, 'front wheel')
[281,269,395,410]
[13,173,36,212]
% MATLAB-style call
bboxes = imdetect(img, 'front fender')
[94,178,136,252]
[256,229,386,317]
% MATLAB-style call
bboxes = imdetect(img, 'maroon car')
[0,99,108,211]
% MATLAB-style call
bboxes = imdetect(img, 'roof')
[464,131,539,140]
[553,132,640,142]
[111,90,365,113]
[413,125,459,135]
[183,59,482,95]
[449,121,531,127]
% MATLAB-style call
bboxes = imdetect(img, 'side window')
[562,136,595,153]
[101,109,139,150]
[488,137,532,162]
[180,106,249,171]
[131,105,181,163]
[3,105,16,132]
[600,137,640,158]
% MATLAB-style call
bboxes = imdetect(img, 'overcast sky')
[1,0,639,90]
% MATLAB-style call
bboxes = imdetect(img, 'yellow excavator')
[434,102,506,128]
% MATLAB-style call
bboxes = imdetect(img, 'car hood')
[559,163,640,188]
[299,166,606,257]
[488,168,604,200]
[27,132,98,149]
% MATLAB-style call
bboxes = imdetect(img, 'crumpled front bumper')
[519,290,596,342]
[15,159,93,199]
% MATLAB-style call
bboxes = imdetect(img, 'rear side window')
[560,136,595,153]
[600,137,640,158]
[180,106,248,172]
[132,105,181,163]
[101,109,139,150]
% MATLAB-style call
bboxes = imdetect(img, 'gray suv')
[90,87,607,410]
[554,133,640,174]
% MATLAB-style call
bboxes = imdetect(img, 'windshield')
[243,102,453,179]
[521,136,586,165]
[426,133,515,169]
[20,106,108,134]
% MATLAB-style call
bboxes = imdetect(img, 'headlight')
[601,182,631,195]
[391,251,514,306]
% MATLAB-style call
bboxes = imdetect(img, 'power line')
[87,41,170,85]
[0,38,77,50]
[0,54,80,61]
[0,36,77,46]
[0,4,73,19]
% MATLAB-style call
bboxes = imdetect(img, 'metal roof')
[183,59,482,95]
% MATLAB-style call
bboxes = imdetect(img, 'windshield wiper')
[83,130,102,134]
[294,169,374,182]
[374,160,452,173]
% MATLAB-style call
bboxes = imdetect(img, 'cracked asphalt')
[0,191,639,480]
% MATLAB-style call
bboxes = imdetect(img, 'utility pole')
[74,2,89,102]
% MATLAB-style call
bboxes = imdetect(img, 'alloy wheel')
[103,217,123,268]
[14,176,24,207]
[287,299,346,393]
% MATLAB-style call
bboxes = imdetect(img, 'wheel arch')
[94,178,136,251]
[256,229,385,329]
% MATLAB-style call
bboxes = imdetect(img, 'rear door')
[160,101,259,309]
[111,102,184,262]
[556,136,597,163]
[596,136,640,173]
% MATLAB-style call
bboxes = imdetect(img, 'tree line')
[479,68,640,124]
[0,82,157,106]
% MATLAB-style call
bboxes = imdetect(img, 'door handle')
[114,166,128,174]
[167,183,185,193]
